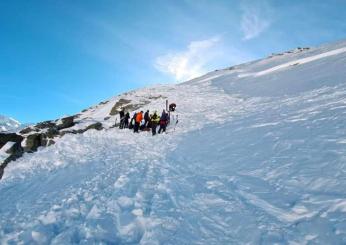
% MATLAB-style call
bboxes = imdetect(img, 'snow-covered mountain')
[1,40,346,244]
[0,115,21,132]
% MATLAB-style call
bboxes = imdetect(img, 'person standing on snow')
[134,111,143,133]
[158,110,169,134]
[119,108,125,128]
[118,108,125,129]
[130,112,137,130]
[150,111,160,135]
[144,110,150,128]
[124,112,130,128]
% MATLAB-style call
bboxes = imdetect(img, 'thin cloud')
[154,37,222,81]
[241,1,272,40]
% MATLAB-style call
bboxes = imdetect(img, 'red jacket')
[135,112,143,123]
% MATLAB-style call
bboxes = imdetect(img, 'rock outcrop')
[0,136,24,179]
[109,99,132,115]
[0,133,23,149]
[57,116,75,130]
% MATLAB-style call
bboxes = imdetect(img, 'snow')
[1,40,346,244]
[0,142,15,162]
[0,115,21,132]
[240,46,346,77]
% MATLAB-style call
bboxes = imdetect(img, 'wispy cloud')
[154,37,222,81]
[241,1,272,40]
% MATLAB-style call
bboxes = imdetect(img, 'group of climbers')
[118,105,174,136]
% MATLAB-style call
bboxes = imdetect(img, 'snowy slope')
[0,115,21,132]
[1,40,346,244]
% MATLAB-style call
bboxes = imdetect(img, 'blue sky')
[1,0,346,123]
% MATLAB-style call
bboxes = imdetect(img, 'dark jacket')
[144,111,150,121]
[160,112,168,121]
[119,110,125,119]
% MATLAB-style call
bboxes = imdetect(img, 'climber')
[129,112,136,130]
[134,111,143,133]
[144,110,150,128]
[158,110,169,134]
[123,112,130,128]
[169,103,176,112]
[119,108,125,129]
[150,111,160,136]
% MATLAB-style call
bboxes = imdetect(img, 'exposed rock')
[23,133,42,152]
[85,122,103,131]
[104,116,111,121]
[19,127,38,134]
[110,99,132,115]
[40,134,49,147]
[47,139,55,146]
[98,100,109,105]
[4,141,23,156]
[59,122,103,136]
[0,141,24,180]
[57,116,75,130]
[35,121,56,129]
[0,133,23,149]
[0,167,3,180]
[148,95,167,100]
[46,127,60,138]
[59,130,75,137]
[39,130,59,146]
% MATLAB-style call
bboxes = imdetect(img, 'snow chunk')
[38,211,57,225]
[132,209,143,216]
[87,205,101,219]
[118,196,134,209]
[31,231,47,243]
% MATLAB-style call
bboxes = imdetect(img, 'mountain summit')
[1,40,346,244]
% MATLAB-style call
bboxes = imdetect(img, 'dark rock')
[19,127,37,134]
[85,122,103,131]
[39,130,59,146]
[59,122,103,136]
[35,121,56,129]
[0,133,23,149]
[57,116,75,130]
[40,134,48,147]
[4,141,23,156]
[148,95,167,100]
[99,101,108,105]
[46,127,60,138]
[47,139,55,146]
[23,133,42,152]
[109,99,132,115]
[0,141,24,180]
[104,116,111,121]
